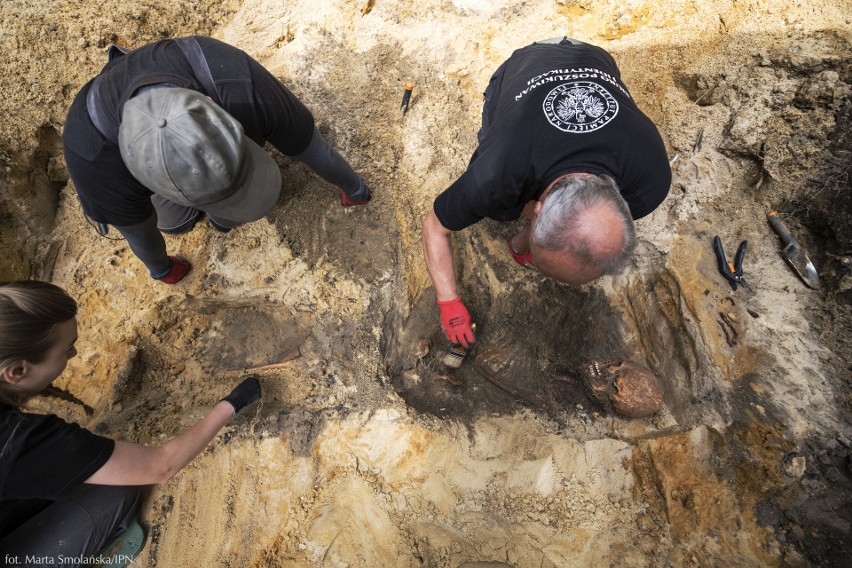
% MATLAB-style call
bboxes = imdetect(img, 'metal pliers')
[713,236,748,290]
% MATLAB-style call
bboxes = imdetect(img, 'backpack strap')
[85,38,220,143]
[86,43,130,141]
[86,74,112,141]
[107,44,131,62]
[174,36,221,106]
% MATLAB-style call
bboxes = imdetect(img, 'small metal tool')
[713,236,748,291]
[400,81,414,113]
[767,211,820,289]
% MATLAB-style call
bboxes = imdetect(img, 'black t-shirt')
[434,42,671,231]
[63,36,316,226]
[0,405,114,534]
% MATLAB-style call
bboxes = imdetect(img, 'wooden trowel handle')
[767,211,798,247]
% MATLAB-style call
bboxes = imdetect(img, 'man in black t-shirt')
[63,36,371,284]
[423,38,671,346]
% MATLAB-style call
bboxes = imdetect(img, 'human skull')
[581,360,663,418]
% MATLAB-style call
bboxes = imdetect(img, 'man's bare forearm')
[422,209,459,301]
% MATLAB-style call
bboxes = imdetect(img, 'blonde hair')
[0,280,78,406]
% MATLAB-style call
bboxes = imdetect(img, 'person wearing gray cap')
[63,36,371,284]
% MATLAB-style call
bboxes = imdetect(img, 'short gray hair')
[531,174,636,275]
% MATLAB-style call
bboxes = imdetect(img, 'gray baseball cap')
[119,87,281,224]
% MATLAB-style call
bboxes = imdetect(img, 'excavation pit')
[0,3,849,567]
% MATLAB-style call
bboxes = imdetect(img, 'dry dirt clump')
[1,0,851,567]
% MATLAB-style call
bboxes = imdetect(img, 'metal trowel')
[767,211,820,289]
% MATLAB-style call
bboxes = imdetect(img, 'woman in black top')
[0,280,260,567]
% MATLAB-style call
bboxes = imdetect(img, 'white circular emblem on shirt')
[543,81,619,133]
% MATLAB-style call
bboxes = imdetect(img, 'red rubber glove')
[339,186,371,206]
[437,296,475,347]
[507,237,536,270]
[157,256,192,284]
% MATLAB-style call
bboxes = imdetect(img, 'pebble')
[783,455,807,478]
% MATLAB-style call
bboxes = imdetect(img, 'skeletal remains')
[581,360,663,418]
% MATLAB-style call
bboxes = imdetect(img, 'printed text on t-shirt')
[514,67,630,101]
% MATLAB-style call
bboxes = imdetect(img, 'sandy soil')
[1,0,850,566]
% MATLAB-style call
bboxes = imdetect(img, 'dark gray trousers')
[0,485,140,568]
